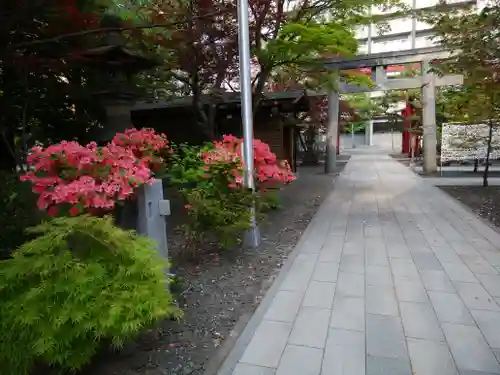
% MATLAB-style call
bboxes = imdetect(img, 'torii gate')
[322,46,463,174]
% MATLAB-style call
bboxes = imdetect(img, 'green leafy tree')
[427,2,500,186]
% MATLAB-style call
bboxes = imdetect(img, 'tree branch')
[10,11,225,49]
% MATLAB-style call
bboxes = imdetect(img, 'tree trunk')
[483,119,494,187]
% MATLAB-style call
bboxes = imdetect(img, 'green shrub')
[0,215,182,375]
[0,171,45,258]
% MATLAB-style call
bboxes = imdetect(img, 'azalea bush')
[0,215,182,375]
[173,135,295,250]
[21,128,169,217]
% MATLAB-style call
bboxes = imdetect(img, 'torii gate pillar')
[325,91,340,174]
[421,60,438,173]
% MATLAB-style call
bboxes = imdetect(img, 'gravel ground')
[439,186,500,229]
[82,162,347,375]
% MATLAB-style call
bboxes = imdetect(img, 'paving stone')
[280,256,316,292]
[399,302,444,341]
[390,258,421,280]
[275,345,323,375]
[366,314,408,359]
[366,356,411,375]
[340,254,365,274]
[322,329,365,375]
[233,363,276,375]
[366,284,399,316]
[318,246,343,263]
[366,265,393,286]
[288,307,330,349]
[449,241,479,256]
[428,291,475,325]
[407,338,459,375]
[330,295,364,331]
[336,272,365,297]
[420,270,456,293]
[441,262,478,283]
[454,282,500,311]
[343,241,365,256]
[470,309,500,349]
[413,252,443,271]
[476,274,500,298]
[386,243,412,259]
[442,323,500,373]
[240,320,292,368]
[302,281,336,309]
[264,290,303,323]
[432,246,463,263]
[312,262,340,283]
[321,236,344,253]
[395,278,428,303]
[460,255,499,275]
[459,370,500,375]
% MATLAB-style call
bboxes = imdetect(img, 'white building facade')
[355,0,478,55]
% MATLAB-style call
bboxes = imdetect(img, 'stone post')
[365,119,374,146]
[421,60,438,173]
[325,91,340,174]
[137,179,170,260]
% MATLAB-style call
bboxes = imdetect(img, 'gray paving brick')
[428,291,475,325]
[275,345,322,375]
[318,246,343,263]
[395,278,428,303]
[432,246,463,263]
[390,258,421,280]
[366,314,408,359]
[336,272,365,297]
[366,284,399,316]
[233,363,276,375]
[420,270,456,292]
[280,256,316,292]
[312,262,340,283]
[302,281,336,309]
[399,302,444,341]
[366,265,393,286]
[413,252,443,271]
[366,356,411,375]
[330,295,364,331]
[470,309,500,349]
[461,255,499,275]
[386,243,412,259]
[321,236,345,253]
[340,254,365,274]
[288,307,330,348]
[476,274,500,298]
[441,262,478,283]
[343,240,365,256]
[240,320,292,367]
[322,329,365,375]
[407,338,459,375]
[449,240,478,256]
[264,290,303,323]
[454,282,500,311]
[442,323,500,373]
[459,370,500,375]
[366,249,390,266]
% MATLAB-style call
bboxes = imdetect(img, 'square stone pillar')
[365,120,374,146]
[325,91,340,174]
[421,61,438,173]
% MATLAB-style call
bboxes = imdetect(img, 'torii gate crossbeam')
[323,47,461,175]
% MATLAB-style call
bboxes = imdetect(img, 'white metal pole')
[237,0,260,248]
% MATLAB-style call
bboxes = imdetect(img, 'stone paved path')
[218,149,500,375]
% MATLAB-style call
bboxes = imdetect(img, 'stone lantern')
[71,16,169,264]
[75,14,157,142]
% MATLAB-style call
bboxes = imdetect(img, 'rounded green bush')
[0,215,182,375]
